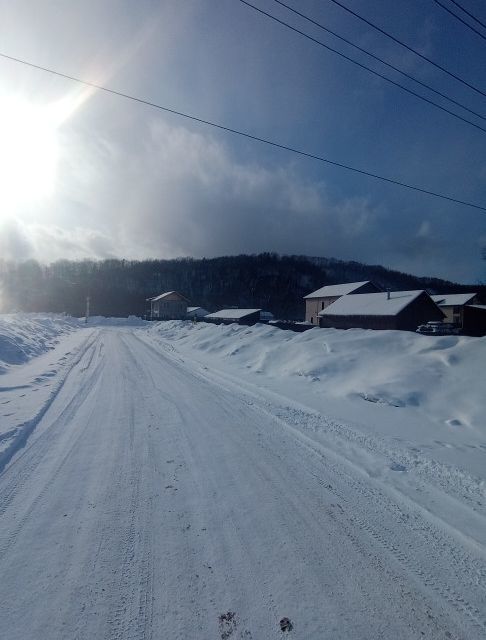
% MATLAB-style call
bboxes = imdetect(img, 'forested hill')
[0,254,483,319]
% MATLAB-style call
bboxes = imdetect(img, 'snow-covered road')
[0,327,485,639]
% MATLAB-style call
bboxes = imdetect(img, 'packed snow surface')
[0,315,485,639]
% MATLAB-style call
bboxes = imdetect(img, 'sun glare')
[0,97,62,213]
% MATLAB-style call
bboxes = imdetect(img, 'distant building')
[430,293,477,329]
[187,306,209,320]
[304,281,380,326]
[204,309,262,326]
[319,290,444,332]
[147,291,189,320]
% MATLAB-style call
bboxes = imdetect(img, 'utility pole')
[85,295,90,324]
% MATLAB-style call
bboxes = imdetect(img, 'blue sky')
[0,0,485,282]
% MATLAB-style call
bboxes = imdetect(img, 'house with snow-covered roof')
[431,293,477,329]
[304,281,380,326]
[319,290,444,331]
[146,291,189,320]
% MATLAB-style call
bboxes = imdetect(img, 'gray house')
[304,281,380,326]
[319,290,444,331]
[147,291,189,320]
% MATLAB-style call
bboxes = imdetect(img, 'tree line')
[0,254,482,319]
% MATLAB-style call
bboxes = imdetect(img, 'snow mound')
[0,314,82,373]
[87,315,147,326]
[149,321,486,432]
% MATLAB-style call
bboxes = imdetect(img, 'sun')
[0,96,62,213]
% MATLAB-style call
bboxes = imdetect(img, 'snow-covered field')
[0,315,485,639]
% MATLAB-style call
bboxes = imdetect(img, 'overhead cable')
[239,0,486,133]
[270,0,486,121]
[449,0,486,29]
[432,0,486,41]
[0,50,485,213]
[325,0,486,98]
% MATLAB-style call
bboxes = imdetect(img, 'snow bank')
[149,321,486,433]
[0,315,147,373]
[0,314,82,373]
[87,315,147,326]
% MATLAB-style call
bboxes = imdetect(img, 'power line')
[449,0,486,30]
[325,0,486,98]
[270,0,486,121]
[0,50,485,213]
[432,0,486,41]
[239,0,486,133]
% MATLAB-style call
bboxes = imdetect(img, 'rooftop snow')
[205,309,262,320]
[319,290,426,317]
[431,293,476,307]
[150,291,188,302]
[304,281,371,299]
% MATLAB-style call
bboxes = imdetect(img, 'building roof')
[150,291,189,302]
[304,281,371,299]
[431,293,476,307]
[319,290,427,317]
[205,308,262,320]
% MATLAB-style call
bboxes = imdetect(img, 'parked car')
[416,321,460,335]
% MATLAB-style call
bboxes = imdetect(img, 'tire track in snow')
[0,333,102,516]
[246,397,486,636]
[105,333,155,640]
[0,330,98,477]
[0,349,106,561]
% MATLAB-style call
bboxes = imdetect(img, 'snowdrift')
[0,314,147,373]
[0,314,82,373]
[149,321,486,434]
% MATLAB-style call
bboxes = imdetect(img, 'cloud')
[1,115,483,283]
[0,116,381,261]
[0,219,114,262]
[57,117,384,262]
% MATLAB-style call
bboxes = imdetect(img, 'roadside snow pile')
[0,314,82,373]
[87,315,147,326]
[150,321,486,432]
